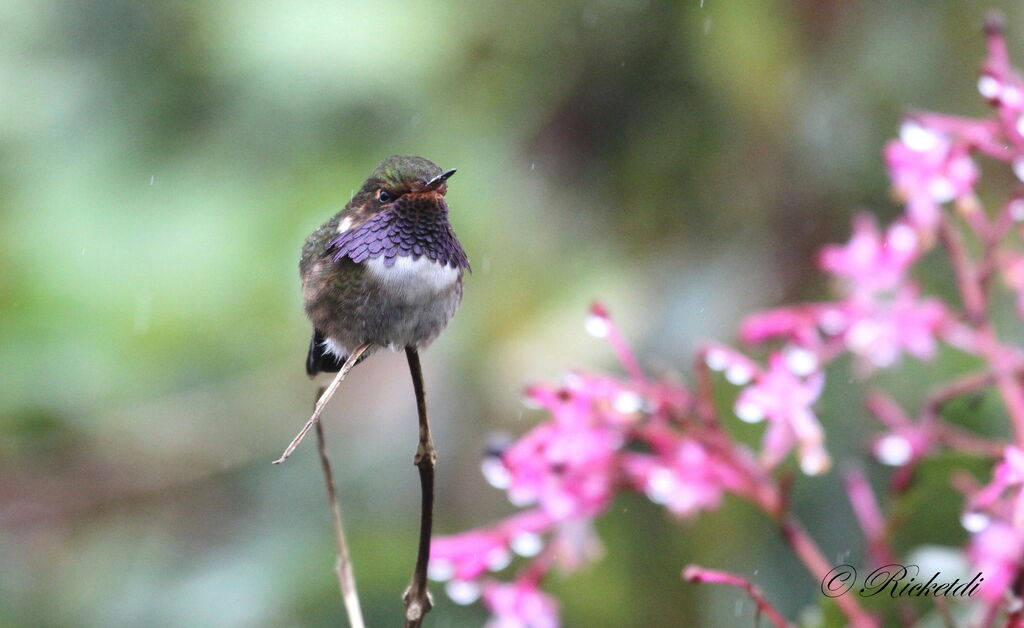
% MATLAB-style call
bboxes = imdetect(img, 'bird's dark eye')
[378,189,393,203]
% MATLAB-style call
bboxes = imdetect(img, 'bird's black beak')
[423,168,456,191]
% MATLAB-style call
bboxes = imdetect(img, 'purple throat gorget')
[328,205,470,271]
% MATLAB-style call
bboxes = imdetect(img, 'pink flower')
[819,214,920,293]
[730,352,830,475]
[501,407,620,520]
[740,305,825,347]
[979,19,1024,160]
[967,522,1024,602]
[621,436,733,518]
[829,286,951,370]
[967,446,1024,522]
[885,121,978,230]
[483,580,560,628]
[430,511,552,584]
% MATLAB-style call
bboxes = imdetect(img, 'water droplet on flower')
[584,313,610,338]
[511,532,543,557]
[784,347,818,377]
[705,348,729,371]
[1013,157,1024,184]
[874,434,913,466]
[735,400,765,423]
[486,547,512,571]
[481,457,512,489]
[900,121,939,152]
[725,363,752,385]
[446,580,482,605]
[428,559,454,582]
[613,391,643,414]
[961,511,990,533]
[978,74,1002,99]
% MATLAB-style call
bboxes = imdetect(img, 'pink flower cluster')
[965,447,1024,602]
[430,305,782,625]
[432,17,1024,627]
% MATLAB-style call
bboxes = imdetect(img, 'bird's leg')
[403,347,435,627]
[273,342,372,465]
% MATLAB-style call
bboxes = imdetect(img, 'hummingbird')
[299,155,469,376]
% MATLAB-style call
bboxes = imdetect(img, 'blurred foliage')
[3,1,1024,626]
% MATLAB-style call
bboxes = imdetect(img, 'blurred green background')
[3,1,1023,626]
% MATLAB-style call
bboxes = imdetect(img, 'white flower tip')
[1009,199,1024,222]
[979,74,1002,99]
[874,434,914,466]
[888,223,918,253]
[508,488,535,507]
[613,391,643,414]
[486,547,513,572]
[784,347,818,377]
[961,511,991,533]
[645,467,677,505]
[927,177,955,203]
[725,363,752,386]
[1013,158,1024,184]
[800,449,831,476]
[445,579,482,605]
[428,560,455,582]
[1004,86,1024,107]
[705,348,729,371]
[584,314,611,338]
[900,121,939,152]
[481,457,512,489]
[735,400,765,424]
[818,309,847,335]
[511,532,543,557]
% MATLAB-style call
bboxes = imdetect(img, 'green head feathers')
[370,155,443,189]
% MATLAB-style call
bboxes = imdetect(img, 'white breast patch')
[365,256,460,300]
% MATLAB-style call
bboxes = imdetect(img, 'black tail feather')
[306,329,347,377]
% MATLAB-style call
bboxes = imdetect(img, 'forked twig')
[315,413,365,628]
[403,347,436,627]
[273,342,372,465]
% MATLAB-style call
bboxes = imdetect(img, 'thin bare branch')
[315,414,365,628]
[273,343,372,465]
